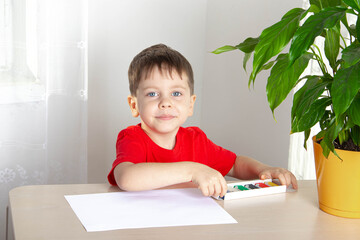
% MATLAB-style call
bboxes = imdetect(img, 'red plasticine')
[255,182,270,188]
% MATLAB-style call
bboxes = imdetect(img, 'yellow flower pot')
[313,137,360,218]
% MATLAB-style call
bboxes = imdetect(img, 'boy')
[108,44,297,198]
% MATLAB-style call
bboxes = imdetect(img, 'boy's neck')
[141,125,179,150]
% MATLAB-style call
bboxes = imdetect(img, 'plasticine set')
[216,179,286,200]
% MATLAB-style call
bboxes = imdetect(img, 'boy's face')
[128,66,196,137]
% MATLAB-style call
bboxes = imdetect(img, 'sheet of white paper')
[65,188,237,232]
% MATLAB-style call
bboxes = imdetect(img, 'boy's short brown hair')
[128,44,194,96]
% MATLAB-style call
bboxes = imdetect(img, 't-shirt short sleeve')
[107,127,146,185]
[188,127,236,176]
[205,137,236,176]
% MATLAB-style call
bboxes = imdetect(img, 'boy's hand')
[259,167,298,190]
[190,163,227,197]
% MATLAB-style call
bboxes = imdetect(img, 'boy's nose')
[159,97,172,109]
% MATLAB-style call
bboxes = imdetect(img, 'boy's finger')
[260,172,272,180]
[207,185,215,197]
[220,177,227,197]
[199,185,209,196]
[285,172,297,188]
[291,175,298,189]
[283,173,292,187]
[213,182,221,197]
[277,174,287,186]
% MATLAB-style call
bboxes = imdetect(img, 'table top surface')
[9,180,360,240]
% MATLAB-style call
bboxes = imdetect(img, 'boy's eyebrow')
[140,85,188,91]
[140,86,159,91]
[170,85,188,90]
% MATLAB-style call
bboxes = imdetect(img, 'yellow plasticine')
[266,182,278,187]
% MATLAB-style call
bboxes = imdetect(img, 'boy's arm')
[114,161,228,197]
[228,155,298,189]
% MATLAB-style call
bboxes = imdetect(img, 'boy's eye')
[172,91,182,97]
[147,92,158,97]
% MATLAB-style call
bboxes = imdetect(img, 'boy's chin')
[149,122,183,134]
[143,119,187,135]
[154,126,181,134]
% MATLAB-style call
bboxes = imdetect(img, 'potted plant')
[213,0,360,218]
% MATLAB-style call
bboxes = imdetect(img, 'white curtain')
[0,0,87,239]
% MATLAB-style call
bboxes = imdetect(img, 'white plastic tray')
[215,179,286,200]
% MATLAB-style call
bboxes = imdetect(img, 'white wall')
[88,0,303,183]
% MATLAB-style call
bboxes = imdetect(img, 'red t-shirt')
[107,124,236,186]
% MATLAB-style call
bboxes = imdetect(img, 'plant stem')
[310,46,328,75]
[340,33,347,48]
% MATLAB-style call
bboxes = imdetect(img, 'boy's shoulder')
[179,126,207,138]
[118,124,144,138]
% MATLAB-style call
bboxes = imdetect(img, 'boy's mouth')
[156,114,177,120]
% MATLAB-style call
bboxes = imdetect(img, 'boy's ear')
[188,94,196,117]
[127,95,139,117]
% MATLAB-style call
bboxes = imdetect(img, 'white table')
[9,180,360,240]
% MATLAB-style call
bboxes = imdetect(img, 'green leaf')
[235,37,259,53]
[291,76,327,121]
[338,130,348,145]
[343,0,360,12]
[325,28,340,70]
[310,0,343,9]
[212,38,260,55]
[289,7,347,65]
[310,0,322,9]
[266,53,312,114]
[324,0,344,8]
[331,0,344,6]
[243,52,252,72]
[349,23,358,38]
[342,43,360,68]
[349,94,360,126]
[261,60,276,71]
[320,118,344,158]
[211,45,237,54]
[310,0,324,9]
[320,140,331,158]
[320,110,333,130]
[350,125,360,146]
[331,61,360,117]
[292,98,332,132]
[309,4,321,13]
[291,77,330,134]
[317,129,327,139]
[250,8,306,82]
[303,129,311,149]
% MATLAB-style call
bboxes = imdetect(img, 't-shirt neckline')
[137,123,182,152]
